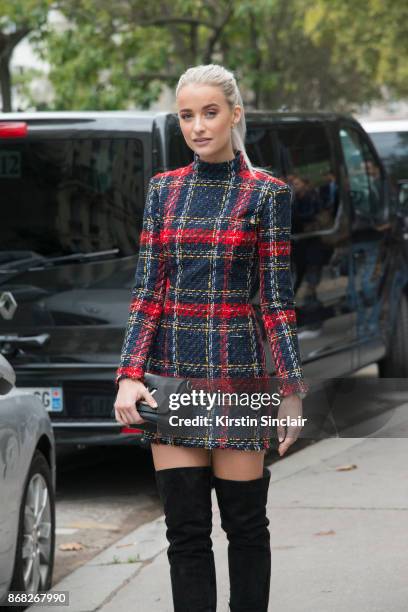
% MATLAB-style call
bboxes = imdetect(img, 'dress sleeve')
[257,184,309,398]
[115,176,167,388]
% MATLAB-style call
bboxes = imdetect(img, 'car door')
[337,120,391,368]
[274,120,356,377]
[0,357,18,595]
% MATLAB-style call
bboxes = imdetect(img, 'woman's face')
[176,84,241,162]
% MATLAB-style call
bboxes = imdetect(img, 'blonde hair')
[176,63,272,178]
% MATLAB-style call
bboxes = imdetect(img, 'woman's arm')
[115,176,167,388]
[257,184,309,398]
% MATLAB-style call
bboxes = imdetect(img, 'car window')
[166,116,194,169]
[339,126,384,221]
[368,130,408,188]
[152,122,164,174]
[245,126,280,176]
[275,124,338,235]
[0,137,144,258]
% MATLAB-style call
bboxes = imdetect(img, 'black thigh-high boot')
[154,465,217,612]
[213,467,271,612]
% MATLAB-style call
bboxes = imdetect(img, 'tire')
[7,450,56,611]
[378,292,408,377]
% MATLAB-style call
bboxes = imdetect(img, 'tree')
[6,0,408,113]
[33,0,237,110]
[0,0,52,111]
[304,0,408,99]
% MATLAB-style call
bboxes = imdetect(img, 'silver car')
[0,353,56,606]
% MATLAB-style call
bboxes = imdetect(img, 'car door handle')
[0,333,50,346]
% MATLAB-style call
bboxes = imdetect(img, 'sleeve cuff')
[278,379,309,399]
[115,366,144,388]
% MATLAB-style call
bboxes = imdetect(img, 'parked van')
[0,110,407,447]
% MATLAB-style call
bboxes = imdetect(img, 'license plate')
[14,387,64,412]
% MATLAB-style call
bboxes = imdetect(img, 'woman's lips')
[194,139,211,145]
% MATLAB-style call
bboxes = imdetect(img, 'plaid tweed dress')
[115,148,308,450]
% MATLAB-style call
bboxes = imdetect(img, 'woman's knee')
[211,448,265,480]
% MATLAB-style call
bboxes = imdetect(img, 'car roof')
[0,109,351,125]
[0,110,160,132]
[360,119,408,133]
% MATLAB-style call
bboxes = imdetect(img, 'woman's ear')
[233,105,242,124]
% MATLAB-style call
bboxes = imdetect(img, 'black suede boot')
[213,467,271,612]
[154,465,217,612]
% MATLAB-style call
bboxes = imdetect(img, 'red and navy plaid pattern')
[115,149,308,399]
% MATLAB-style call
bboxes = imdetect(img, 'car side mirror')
[0,354,16,395]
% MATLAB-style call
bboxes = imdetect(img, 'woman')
[113,64,308,612]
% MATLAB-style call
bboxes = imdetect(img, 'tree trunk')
[0,54,12,111]
[0,28,31,112]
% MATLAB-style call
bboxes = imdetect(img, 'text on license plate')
[17,387,63,412]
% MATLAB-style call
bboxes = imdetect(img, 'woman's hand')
[113,378,158,426]
[276,394,304,457]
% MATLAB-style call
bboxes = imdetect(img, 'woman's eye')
[180,111,217,120]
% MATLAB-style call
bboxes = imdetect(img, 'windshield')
[0,137,145,259]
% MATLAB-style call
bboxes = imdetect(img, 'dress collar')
[192,148,247,178]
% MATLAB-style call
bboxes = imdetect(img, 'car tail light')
[121,426,145,434]
[0,122,28,138]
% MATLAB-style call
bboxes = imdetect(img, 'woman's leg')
[152,444,216,612]
[212,448,271,612]
[211,447,265,479]
[151,442,210,470]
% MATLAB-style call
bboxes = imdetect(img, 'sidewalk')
[30,404,408,612]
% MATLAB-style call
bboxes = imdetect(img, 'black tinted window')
[276,124,338,235]
[0,137,144,258]
[166,116,193,169]
[369,131,408,186]
[339,127,384,221]
[245,126,280,175]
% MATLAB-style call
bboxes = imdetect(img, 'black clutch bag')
[112,372,192,432]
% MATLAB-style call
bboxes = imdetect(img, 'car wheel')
[8,449,55,608]
[378,292,408,377]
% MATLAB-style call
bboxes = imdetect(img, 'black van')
[0,110,407,447]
